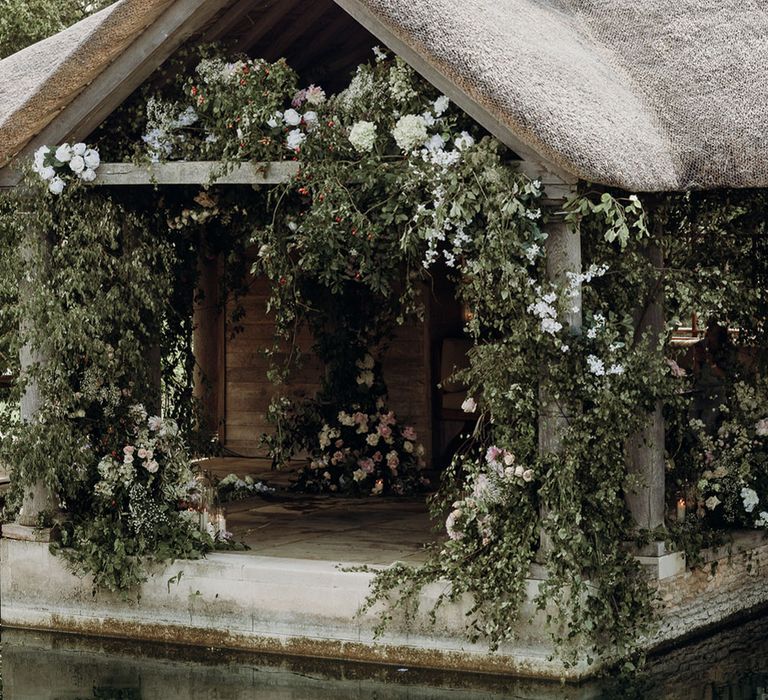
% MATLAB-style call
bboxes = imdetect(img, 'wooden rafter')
[233,0,302,52]
[203,0,266,43]
[262,2,336,61]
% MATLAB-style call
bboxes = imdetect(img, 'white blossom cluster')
[142,98,199,162]
[527,290,562,336]
[33,143,101,194]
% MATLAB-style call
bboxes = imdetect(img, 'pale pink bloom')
[137,447,148,459]
[485,446,503,466]
[335,439,344,449]
[353,411,367,424]
[358,458,375,474]
[123,445,135,455]
[291,89,307,107]
[386,451,399,469]
[378,424,392,439]
[372,451,383,463]
[380,411,396,427]
[145,459,159,473]
[402,426,417,441]
[331,451,344,464]
[756,418,768,437]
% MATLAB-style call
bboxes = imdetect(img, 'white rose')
[54,143,73,162]
[285,129,306,151]
[283,108,302,126]
[267,111,282,128]
[303,111,318,130]
[69,155,85,173]
[80,168,97,182]
[72,142,87,156]
[39,165,56,181]
[454,131,475,151]
[461,397,477,413]
[392,114,428,152]
[84,148,100,169]
[48,176,66,195]
[348,121,377,153]
[33,145,50,171]
[522,469,534,482]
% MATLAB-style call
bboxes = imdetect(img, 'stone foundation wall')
[651,531,768,647]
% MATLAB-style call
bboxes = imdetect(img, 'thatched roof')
[0,0,763,192]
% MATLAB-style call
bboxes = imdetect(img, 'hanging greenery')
[1,43,767,668]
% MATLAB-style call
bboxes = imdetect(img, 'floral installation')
[295,403,428,496]
[32,142,101,194]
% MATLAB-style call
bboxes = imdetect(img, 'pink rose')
[378,424,392,439]
[372,451,383,463]
[402,426,417,441]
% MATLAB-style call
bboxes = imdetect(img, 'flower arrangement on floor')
[215,473,273,502]
[56,405,213,592]
[296,404,428,496]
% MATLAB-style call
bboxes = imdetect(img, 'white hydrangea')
[392,114,428,152]
[741,487,759,513]
[348,121,377,152]
[587,355,606,376]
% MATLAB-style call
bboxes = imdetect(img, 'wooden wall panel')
[223,274,432,461]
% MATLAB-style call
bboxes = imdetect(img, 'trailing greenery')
[1,43,767,668]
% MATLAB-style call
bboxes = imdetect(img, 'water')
[1,612,767,699]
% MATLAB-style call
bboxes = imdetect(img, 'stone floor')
[197,457,436,566]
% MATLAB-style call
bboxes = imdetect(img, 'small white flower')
[372,45,387,62]
[283,108,302,126]
[607,363,625,375]
[48,176,65,195]
[286,129,306,151]
[38,165,56,181]
[33,145,50,171]
[433,95,450,116]
[587,355,606,376]
[80,168,97,182]
[69,155,86,174]
[461,397,477,413]
[705,495,721,510]
[266,111,282,129]
[54,143,73,163]
[72,142,87,156]
[522,469,534,483]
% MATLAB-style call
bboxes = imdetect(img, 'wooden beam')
[332,0,578,185]
[89,161,300,186]
[233,0,302,52]
[0,0,239,188]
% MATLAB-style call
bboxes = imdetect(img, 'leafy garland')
[0,44,766,667]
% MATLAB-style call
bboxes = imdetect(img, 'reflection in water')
[1,611,767,699]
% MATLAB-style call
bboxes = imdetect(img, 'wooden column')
[193,250,220,435]
[625,243,665,530]
[15,222,56,529]
[538,215,582,554]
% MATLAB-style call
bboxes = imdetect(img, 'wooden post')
[193,249,220,435]
[538,215,582,555]
[15,221,56,530]
[625,243,665,531]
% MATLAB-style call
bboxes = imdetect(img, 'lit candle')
[676,498,686,522]
[216,509,227,535]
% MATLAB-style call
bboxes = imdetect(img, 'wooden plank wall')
[223,275,432,461]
